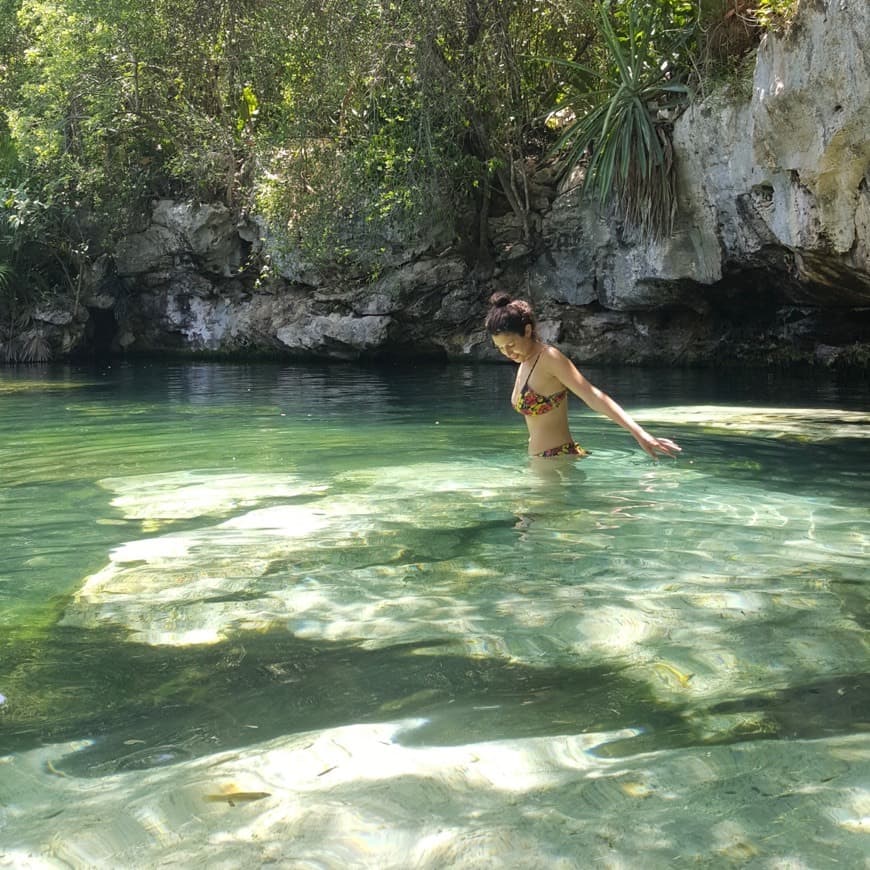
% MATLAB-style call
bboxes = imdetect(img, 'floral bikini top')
[513,353,568,416]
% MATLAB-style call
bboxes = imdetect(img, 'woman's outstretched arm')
[547,348,682,459]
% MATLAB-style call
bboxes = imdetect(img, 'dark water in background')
[0,360,868,867]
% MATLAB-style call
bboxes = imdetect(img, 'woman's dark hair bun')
[489,292,511,309]
[483,291,536,337]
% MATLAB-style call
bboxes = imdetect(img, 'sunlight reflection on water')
[1,363,868,868]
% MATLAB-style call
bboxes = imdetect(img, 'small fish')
[203,791,271,807]
[652,661,694,688]
[44,760,67,778]
[378,688,440,713]
[620,781,653,798]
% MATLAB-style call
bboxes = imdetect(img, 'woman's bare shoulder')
[541,344,572,370]
[543,344,568,359]
[543,344,592,391]
[538,344,574,383]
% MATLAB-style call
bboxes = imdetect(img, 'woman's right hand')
[635,430,682,459]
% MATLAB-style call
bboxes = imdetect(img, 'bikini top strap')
[522,351,542,389]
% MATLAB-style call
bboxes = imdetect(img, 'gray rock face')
[276,314,393,356]
[753,2,869,259]
[66,0,867,368]
[671,0,870,307]
[115,200,246,278]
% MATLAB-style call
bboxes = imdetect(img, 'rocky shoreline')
[22,0,870,370]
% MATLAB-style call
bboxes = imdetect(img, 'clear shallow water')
[0,361,868,868]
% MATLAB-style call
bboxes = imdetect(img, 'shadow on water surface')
[707,674,870,740]
[2,625,868,779]
[0,626,672,775]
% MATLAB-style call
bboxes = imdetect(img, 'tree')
[255,0,598,273]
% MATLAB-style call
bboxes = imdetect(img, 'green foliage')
[254,16,477,274]
[551,1,694,239]
[0,259,11,292]
[0,0,304,359]
[0,113,78,363]
[4,0,297,222]
[0,0,804,313]
[752,0,799,31]
[253,0,606,270]
[0,183,54,362]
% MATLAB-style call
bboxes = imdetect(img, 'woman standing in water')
[485,292,681,460]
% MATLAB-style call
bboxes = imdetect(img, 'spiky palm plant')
[551,1,693,239]
[19,324,51,363]
[0,241,52,364]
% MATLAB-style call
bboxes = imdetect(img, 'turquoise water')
[0,361,868,868]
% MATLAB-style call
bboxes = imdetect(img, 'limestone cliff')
[53,0,869,367]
